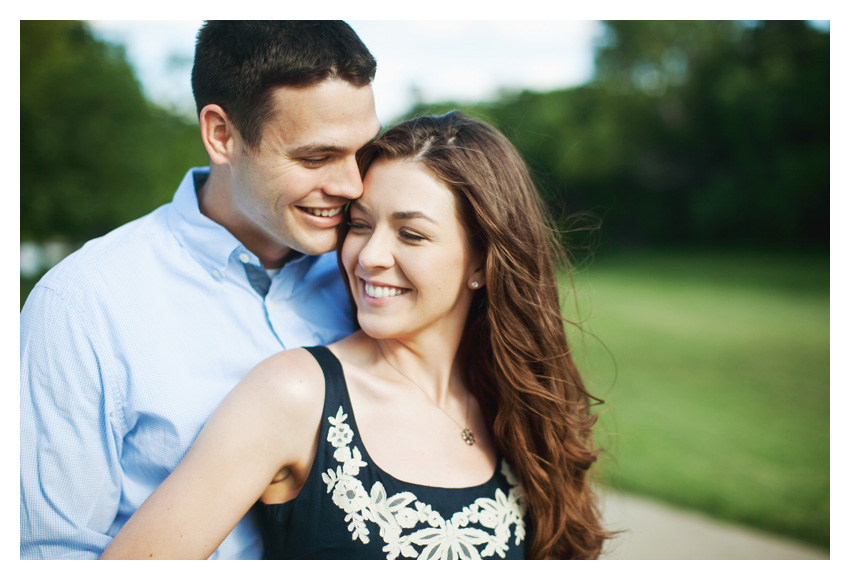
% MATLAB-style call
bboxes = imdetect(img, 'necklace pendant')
[461,428,476,446]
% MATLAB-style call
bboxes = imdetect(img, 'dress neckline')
[324,346,500,493]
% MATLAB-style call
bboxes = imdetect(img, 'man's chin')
[290,238,339,257]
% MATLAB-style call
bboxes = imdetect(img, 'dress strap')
[303,345,347,411]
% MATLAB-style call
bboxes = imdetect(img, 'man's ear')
[199,104,237,165]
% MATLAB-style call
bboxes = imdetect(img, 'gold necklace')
[377,344,476,446]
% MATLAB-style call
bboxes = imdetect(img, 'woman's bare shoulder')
[246,346,324,394]
[233,348,327,435]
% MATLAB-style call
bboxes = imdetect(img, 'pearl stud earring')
[470,281,480,289]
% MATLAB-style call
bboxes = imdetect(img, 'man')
[20,21,381,559]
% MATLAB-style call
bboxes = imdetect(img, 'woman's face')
[341,158,482,342]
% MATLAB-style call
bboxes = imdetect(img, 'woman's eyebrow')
[351,201,371,215]
[351,203,438,225]
[392,210,438,224]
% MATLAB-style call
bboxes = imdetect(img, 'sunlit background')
[20,20,830,556]
[87,20,604,126]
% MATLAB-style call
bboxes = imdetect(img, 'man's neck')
[196,168,293,269]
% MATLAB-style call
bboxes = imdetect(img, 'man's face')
[227,79,380,262]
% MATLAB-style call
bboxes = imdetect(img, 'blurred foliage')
[405,21,829,251]
[21,20,207,243]
[20,21,828,251]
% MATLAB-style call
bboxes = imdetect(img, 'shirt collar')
[166,167,320,277]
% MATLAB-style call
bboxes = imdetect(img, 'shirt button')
[212,270,222,279]
[239,253,251,263]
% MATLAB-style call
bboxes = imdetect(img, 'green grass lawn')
[562,249,829,548]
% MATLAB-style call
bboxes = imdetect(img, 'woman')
[101,112,607,560]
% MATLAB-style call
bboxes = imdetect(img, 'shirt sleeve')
[20,284,123,559]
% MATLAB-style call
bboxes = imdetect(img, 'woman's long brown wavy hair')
[338,111,608,559]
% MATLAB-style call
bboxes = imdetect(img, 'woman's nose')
[357,228,394,270]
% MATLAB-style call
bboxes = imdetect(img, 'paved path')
[597,490,829,560]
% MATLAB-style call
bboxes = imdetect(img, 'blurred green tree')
[22,20,828,252]
[683,21,830,246]
[21,20,207,244]
[403,21,828,251]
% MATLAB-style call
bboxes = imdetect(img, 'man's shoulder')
[35,205,173,299]
[36,166,208,294]
[303,251,348,287]
[309,251,341,275]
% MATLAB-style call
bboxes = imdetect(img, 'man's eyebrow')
[290,127,382,156]
[289,143,348,155]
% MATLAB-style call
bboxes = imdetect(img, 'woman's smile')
[362,279,410,301]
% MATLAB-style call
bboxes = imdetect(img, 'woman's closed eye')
[400,229,428,242]
[347,220,371,233]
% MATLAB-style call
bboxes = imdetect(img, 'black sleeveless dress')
[258,346,528,560]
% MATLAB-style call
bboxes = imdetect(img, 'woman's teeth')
[303,206,343,217]
[365,282,405,299]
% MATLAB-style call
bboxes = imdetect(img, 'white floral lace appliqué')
[320,406,526,560]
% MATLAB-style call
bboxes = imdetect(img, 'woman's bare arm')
[100,348,324,559]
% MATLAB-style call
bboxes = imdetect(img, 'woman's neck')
[371,333,466,406]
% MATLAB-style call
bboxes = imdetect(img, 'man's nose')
[323,157,363,200]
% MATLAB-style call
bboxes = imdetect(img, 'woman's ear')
[468,264,486,290]
[199,104,237,166]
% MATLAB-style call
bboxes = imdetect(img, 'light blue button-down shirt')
[20,167,356,559]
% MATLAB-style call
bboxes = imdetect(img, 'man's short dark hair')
[192,21,377,149]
